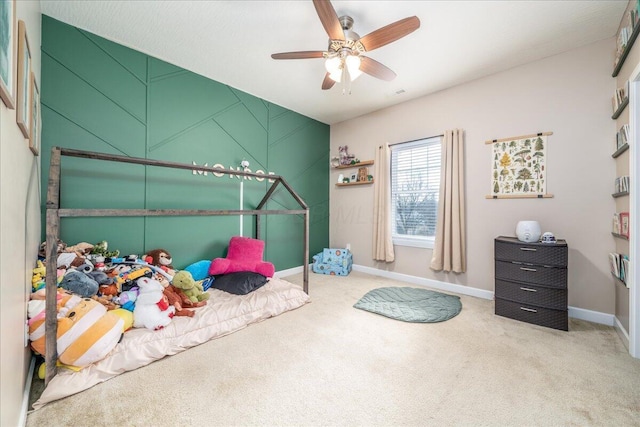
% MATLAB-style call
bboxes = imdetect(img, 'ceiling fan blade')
[271,51,325,60]
[360,57,396,81]
[322,73,336,90]
[359,16,420,51]
[313,0,344,40]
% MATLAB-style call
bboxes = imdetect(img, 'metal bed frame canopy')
[44,146,309,385]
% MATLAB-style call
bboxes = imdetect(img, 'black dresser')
[494,236,568,331]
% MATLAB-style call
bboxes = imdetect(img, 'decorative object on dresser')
[515,220,541,243]
[494,236,568,331]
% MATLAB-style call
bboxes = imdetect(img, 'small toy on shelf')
[338,145,356,165]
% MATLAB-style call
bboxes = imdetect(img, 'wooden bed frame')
[43,146,309,385]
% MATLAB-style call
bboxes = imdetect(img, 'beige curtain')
[430,129,466,273]
[372,143,395,262]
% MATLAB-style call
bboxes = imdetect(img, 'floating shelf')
[612,190,630,198]
[612,97,629,119]
[333,160,374,169]
[613,23,640,77]
[612,232,629,240]
[336,180,374,187]
[612,143,629,158]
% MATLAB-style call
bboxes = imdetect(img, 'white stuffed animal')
[133,277,175,330]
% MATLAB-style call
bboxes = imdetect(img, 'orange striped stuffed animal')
[29,291,124,368]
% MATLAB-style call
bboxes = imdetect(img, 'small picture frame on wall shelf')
[357,167,368,182]
[350,173,357,182]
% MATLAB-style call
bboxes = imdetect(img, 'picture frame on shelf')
[29,72,40,155]
[350,173,357,182]
[620,212,630,238]
[357,167,368,182]
[16,20,31,138]
[0,0,16,109]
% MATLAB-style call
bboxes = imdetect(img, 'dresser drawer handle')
[520,267,537,272]
[520,287,537,292]
[520,247,537,251]
[520,307,538,313]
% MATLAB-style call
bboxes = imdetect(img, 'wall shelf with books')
[612,1,640,77]
[613,176,630,197]
[609,252,630,288]
[612,142,630,158]
[612,97,629,119]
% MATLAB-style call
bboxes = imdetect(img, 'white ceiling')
[40,0,627,125]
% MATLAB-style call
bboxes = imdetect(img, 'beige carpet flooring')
[26,271,640,426]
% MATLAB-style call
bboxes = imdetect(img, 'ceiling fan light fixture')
[325,56,341,74]
[345,55,362,80]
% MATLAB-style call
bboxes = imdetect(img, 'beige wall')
[1,1,42,426]
[331,38,616,314]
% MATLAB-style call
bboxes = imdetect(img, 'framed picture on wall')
[0,0,16,109]
[350,173,357,182]
[29,72,40,155]
[16,19,31,139]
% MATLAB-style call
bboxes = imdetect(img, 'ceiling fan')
[271,0,420,92]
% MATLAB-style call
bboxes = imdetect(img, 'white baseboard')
[614,316,630,350]
[273,264,310,279]
[351,264,615,327]
[351,264,495,300]
[568,306,615,326]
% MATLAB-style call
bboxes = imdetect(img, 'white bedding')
[32,277,310,409]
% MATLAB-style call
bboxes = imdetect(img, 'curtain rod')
[384,134,445,148]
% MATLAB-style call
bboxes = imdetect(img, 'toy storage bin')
[312,248,352,276]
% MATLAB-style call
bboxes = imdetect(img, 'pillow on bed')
[212,272,268,295]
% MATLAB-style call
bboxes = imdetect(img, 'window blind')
[391,137,441,238]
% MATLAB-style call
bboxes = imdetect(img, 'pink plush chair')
[208,236,275,277]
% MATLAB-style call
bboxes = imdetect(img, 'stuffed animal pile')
[29,236,277,369]
[28,241,213,369]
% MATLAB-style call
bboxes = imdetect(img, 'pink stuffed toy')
[208,236,275,277]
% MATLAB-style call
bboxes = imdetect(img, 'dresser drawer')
[495,279,567,310]
[495,260,567,288]
[495,238,567,266]
[495,298,568,331]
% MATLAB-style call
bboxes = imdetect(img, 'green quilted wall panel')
[82,32,148,83]
[41,15,329,271]
[42,18,147,123]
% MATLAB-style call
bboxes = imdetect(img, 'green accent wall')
[40,16,329,270]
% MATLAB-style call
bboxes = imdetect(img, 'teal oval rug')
[353,287,462,323]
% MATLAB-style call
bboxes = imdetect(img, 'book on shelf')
[609,252,630,287]
[616,124,630,149]
[614,5,639,66]
[613,212,621,235]
[612,82,629,113]
[615,176,630,193]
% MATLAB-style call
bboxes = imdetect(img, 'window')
[390,136,442,248]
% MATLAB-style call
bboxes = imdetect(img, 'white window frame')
[390,136,442,249]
